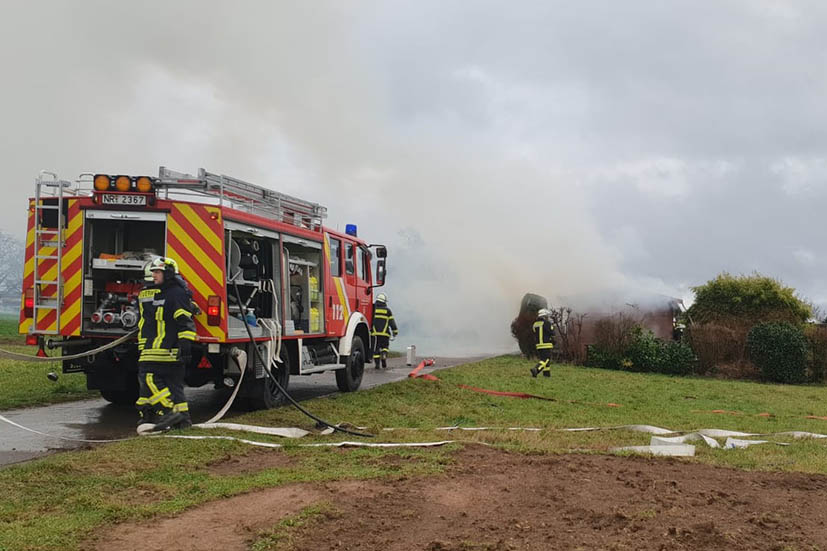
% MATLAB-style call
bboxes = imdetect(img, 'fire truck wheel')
[243,345,291,410]
[99,373,139,406]
[336,335,365,393]
[100,387,138,406]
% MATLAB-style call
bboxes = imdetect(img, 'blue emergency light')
[345,224,358,237]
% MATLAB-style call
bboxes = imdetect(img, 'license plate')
[101,194,147,206]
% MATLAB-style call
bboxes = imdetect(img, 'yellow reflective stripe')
[533,321,544,344]
[145,373,161,395]
[135,397,150,405]
[152,306,165,349]
[178,331,196,340]
[149,388,172,405]
[145,374,173,407]
[375,309,388,315]
[173,403,189,412]
[174,308,191,319]
[140,355,179,363]
[536,343,554,349]
[137,305,146,339]
[140,349,178,357]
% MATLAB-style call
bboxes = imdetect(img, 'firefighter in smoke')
[371,293,398,369]
[135,257,196,433]
[530,308,555,378]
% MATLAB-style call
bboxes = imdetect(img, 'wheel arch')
[338,313,370,358]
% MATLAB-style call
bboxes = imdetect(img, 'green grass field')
[2,355,827,550]
[0,316,95,410]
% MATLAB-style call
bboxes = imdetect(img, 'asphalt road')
[0,356,480,467]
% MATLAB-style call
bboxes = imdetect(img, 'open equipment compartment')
[224,222,283,339]
[283,235,324,336]
[82,210,166,335]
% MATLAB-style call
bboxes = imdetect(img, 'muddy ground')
[91,445,827,551]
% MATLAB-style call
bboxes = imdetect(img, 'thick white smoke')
[5,2,824,353]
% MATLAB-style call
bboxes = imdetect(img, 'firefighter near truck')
[18,168,388,410]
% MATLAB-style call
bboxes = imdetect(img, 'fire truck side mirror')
[373,245,387,259]
[375,259,386,286]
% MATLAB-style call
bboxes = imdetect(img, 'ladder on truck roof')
[156,167,328,231]
[31,171,73,335]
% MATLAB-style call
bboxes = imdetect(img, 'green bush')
[690,273,812,324]
[585,345,625,371]
[659,340,696,376]
[747,322,808,384]
[626,328,661,372]
[588,327,695,376]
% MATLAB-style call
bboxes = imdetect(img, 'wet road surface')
[0,356,480,467]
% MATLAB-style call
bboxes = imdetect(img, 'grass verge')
[0,317,95,410]
[2,354,827,550]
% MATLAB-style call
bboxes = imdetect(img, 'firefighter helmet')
[149,257,179,279]
[376,293,387,304]
[537,308,551,318]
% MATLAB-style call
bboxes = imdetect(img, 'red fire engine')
[19,168,387,409]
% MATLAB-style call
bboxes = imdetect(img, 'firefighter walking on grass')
[371,293,398,369]
[135,257,196,433]
[530,308,555,378]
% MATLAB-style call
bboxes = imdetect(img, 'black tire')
[100,383,138,406]
[244,345,291,410]
[336,335,365,392]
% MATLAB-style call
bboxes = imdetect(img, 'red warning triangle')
[197,355,212,369]
[36,347,48,358]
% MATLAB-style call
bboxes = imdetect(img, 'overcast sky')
[1,1,825,353]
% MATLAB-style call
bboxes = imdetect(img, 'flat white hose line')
[195,423,309,438]
[0,331,138,362]
[197,348,248,426]
[161,434,456,449]
[2,410,825,455]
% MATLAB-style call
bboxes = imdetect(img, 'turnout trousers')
[534,348,552,376]
[373,335,390,368]
[136,361,190,424]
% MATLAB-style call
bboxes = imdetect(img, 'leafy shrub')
[626,328,695,375]
[659,340,696,376]
[588,325,695,376]
[690,273,812,325]
[747,322,808,384]
[585,345,624,371]
[626,328,661,372]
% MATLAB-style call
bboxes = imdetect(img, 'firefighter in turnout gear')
[530,308,555,378]
[371,293,398,369]
[135,257,197,433]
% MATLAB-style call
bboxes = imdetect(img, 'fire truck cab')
[19,168,388,409]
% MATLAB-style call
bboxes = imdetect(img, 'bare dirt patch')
[205,447,297,476]
[91,445,827,551]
